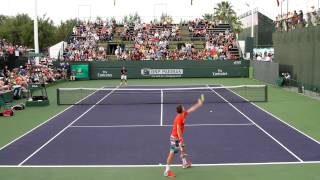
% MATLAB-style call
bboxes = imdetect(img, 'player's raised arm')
[186,99,203,114]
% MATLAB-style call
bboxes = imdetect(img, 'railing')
[236,39,243,59]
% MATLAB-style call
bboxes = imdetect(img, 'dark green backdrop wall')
[70,60,249,79]
[238,12,275,48]
[273,26,320,90]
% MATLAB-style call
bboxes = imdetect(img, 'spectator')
[292,10,299,29]
[0,56,66,99]
[298,10,305,28]
[0,78,10,92]
[115,45,123,59]
[0,39,27,57]
[310,6,318,26]
[275,6,319,32]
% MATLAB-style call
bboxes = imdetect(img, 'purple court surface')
[0,85,319,167]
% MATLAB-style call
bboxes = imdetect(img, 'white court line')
[115,84,216,87]
[69,123,254,128]
[0,86,106,152]
[219,84,320,145]
[1,161,319,168]
[160,90,163,126]
[206,85,304,162]
[18,86,120,166]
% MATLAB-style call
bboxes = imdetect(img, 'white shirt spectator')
[257,55,262,61]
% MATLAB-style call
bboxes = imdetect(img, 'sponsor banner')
[233,61,242,65]
[70,64,89,79]
[141,68,183,78]
[88,60,249,79]
[28,83,42,90]
[97,70,113,78]
[212,69,229,77]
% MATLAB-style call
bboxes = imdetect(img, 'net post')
[264,85,268,102]
[57,88,60,105]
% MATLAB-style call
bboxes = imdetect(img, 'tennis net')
[57,85,268,105]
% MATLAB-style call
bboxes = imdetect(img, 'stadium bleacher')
[63,19,241,61]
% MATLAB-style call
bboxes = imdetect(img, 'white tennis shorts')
[121,75,127,80]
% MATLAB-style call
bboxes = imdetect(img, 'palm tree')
[213,1,243,33]
[230,16,243,34]
[214,1,236,23]
[202,13,214,21]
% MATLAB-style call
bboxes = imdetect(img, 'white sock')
[182,158,187,164]
[165,165,170,172]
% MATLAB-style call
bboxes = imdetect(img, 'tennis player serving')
[164,95,204,177]
[120,66,128,86]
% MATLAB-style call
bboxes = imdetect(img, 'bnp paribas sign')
[141,68,184,77]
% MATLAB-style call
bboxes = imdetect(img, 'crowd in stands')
[120,22,181,41]
[159,30,238,61]
[0,57,67,98]
[114,20,238,60]
[62,19,116,61]
[254,51,274,61]
[116,22,181,60]
[188,19,217,37]
[203,30,238,60]
[62,18,240,61]
[275,6,319,32]
[0,39,28,57]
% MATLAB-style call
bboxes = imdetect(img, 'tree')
[0,14,77,51]
[0,15,7,26]
[123,12,141,24]
[214,1,236,23]
[202,13,214,21]
[213,1,243,33]
[37,14,57,49]
[230,16,243,34]
[55,19,77,43]
[0,14,33,46]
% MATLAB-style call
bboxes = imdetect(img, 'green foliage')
[0,14,33,45]
[230,16,243,33]
[0,14,76,50]
[0,15,7,25]
[214,1,236,23]
[55,19,77,43]
[38,15,57,49]
[202,13,215,21]
[123,12,141,24]
[202,1,243,33]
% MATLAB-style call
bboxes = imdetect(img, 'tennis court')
[0,84,319,167]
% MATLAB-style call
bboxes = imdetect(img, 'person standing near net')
[164,96,204,177]
[120,66,128,86]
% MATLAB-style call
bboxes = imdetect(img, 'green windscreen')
[71,64,89,79]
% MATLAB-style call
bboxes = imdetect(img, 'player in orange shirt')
[164,99,203,177]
